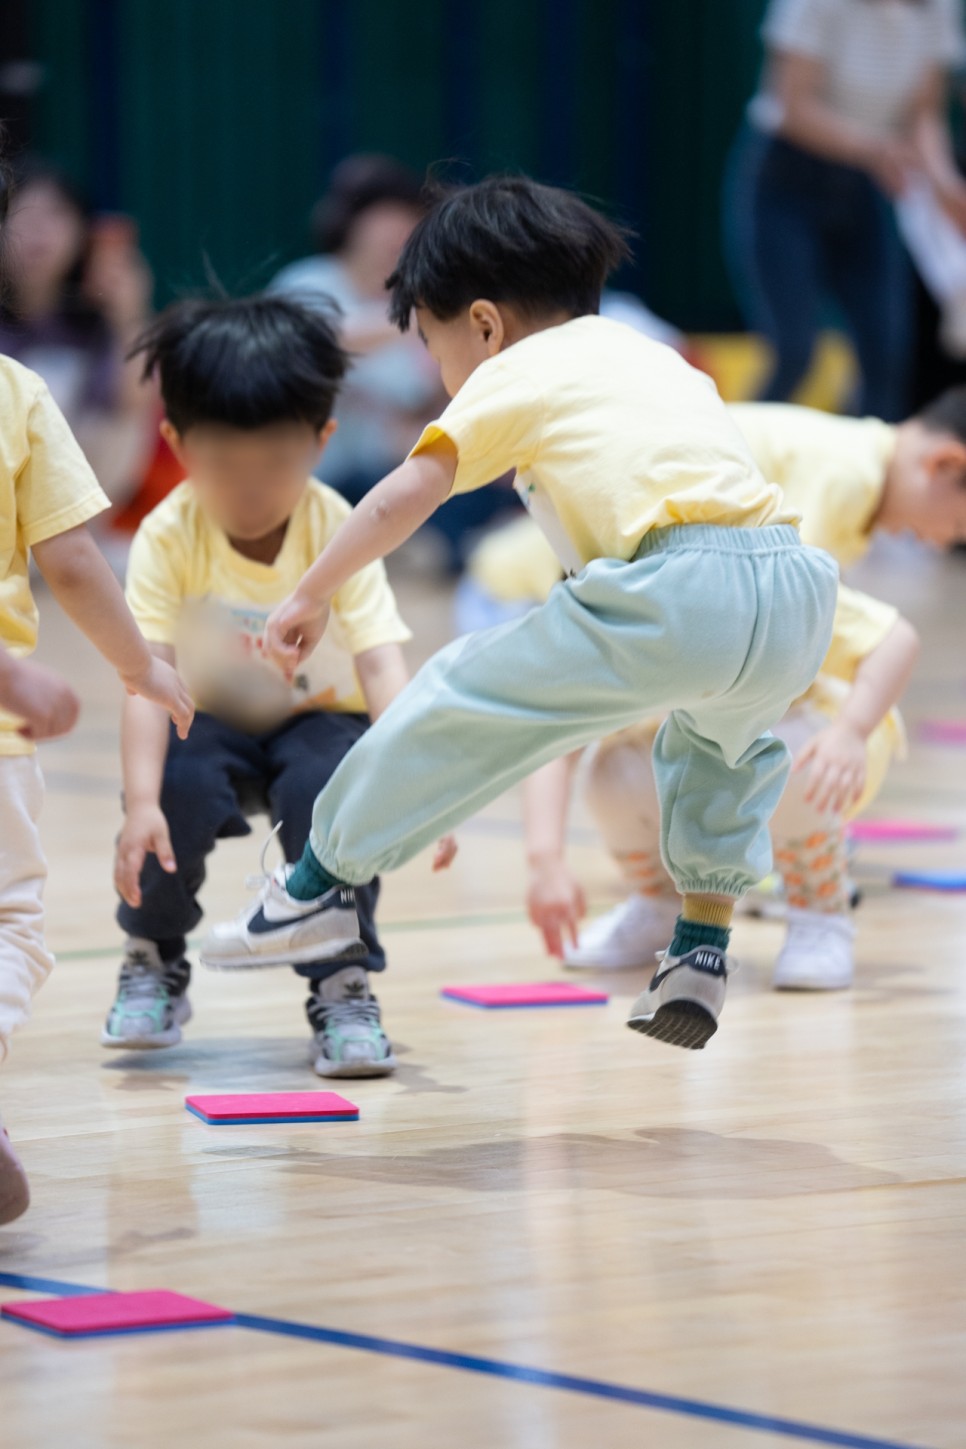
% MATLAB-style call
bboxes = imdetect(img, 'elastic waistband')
[631,523,803,560]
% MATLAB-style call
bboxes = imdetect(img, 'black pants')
[116,710,383,981]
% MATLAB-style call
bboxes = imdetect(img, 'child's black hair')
[386,174,632,331]
[916,386,966,451]
[131,293,349,434]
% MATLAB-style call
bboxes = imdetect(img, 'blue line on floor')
[0,1272,931,1449]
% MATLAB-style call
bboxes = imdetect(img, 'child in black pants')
[104,294,454,1076]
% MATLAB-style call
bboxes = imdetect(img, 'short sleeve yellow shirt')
[412,317,794,574]
[728,403,895,567]
[0,356,110,754]
[125,480,410,726]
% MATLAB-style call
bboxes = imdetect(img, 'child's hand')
[527,856,586,958]
[264,591,331,680]
[0,658,80,741]
[114,804,177,908]
[794,721,868,814]
[122,656,194,739]
[432,834,458,871]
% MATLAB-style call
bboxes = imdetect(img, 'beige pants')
[0,756,53,1063]
[583,704,885,911]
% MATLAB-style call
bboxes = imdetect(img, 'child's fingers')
[152,827,177,874]
[543,921,563,958]
[115,843,145,908]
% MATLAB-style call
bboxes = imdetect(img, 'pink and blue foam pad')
[1,1289,235,1339]
[441,982,609,1009]
[185,1092,359,1125]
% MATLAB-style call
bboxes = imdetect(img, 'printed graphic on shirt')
[176,596,359,732]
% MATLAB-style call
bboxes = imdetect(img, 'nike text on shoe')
[626,944,729,1050]
[307,966,396,1078]
[201,867,366,970]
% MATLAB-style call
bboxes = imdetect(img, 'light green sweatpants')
[310,525,838,896]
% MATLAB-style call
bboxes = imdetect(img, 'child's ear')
[315,419,338,460]
[925,437,966,488]
[469,299,505,355]
[159,418,188,468]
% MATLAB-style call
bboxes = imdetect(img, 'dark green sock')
[668,916,730,958]
[286,842,345,901]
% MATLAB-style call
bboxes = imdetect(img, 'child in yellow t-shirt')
[202,176,839,1054]
[106,295,452,1077]
[0,299,192,1224]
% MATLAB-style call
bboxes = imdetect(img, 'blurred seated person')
[271,155,517,570]
[0,159,156,509]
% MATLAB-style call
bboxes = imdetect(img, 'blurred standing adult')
[270,154,443,503]
[726,0,966,421]
[0,159,155,505]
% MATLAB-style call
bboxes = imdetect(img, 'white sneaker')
[0,1116,30,1226]
[627,944,729,1050]
[563,895,680,971]
[201,866,366,970]
[773,908,855,991]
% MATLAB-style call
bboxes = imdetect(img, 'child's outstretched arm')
[31,524,194,738]
[354,641,457,872]
[265,439,457,677]
[0,648,80,741]
[795,616,920,814]
[115,643,178,909]
[523,752,585,957]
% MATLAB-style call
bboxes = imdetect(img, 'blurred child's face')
[415,304,504,397]
[6,181,86,294]
[161,420,334,542]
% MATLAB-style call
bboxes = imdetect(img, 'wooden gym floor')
[1,535,965,1449]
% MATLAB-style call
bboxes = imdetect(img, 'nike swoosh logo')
[248,904,335,935]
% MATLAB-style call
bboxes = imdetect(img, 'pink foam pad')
[441,982,609,1008]
[1,1290,234,1338]
[920,720,966,745]
[848,819,958,843]
[185,1092,358,1124]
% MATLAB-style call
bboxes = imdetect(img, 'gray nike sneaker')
[307,966,396,1078]
[626,945,729,1050]
[101,939,192,1049]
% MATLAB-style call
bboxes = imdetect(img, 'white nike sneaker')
[627,944,730,1050]
[773,909,855,991]
[563,894,680,971]
[201,856,365,971]
[0,1116,30,1226]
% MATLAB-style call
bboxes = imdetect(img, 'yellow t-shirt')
[0,356,110,755]
[126,480,411,729]
[411,316,795,574]
[727,403,895,568]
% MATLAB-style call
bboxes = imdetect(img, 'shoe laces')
[309,982,380,1032]
[118,956,169,1003]
[244,820,286,892]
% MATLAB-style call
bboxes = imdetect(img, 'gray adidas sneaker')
[101,939,192,1049]
[626,945,729,1050]
[307,966,396,1078]
[0,1116,29,1226]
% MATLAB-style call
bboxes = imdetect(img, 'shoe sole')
[773,978,852,993]
[626,999,718,1050]
[100,1000,192,1049]
[201,938,367,971]
[313,1054,397,1079]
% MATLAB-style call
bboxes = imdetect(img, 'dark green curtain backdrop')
[25,0,769,329]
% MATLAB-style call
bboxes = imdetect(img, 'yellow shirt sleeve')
[124,513,189,646]
[17,383,109,546]
[331,557,412,656]
[821,584,899,683]
[410,355,545,495]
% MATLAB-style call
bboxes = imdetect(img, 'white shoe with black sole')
[626,945,729,1050]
